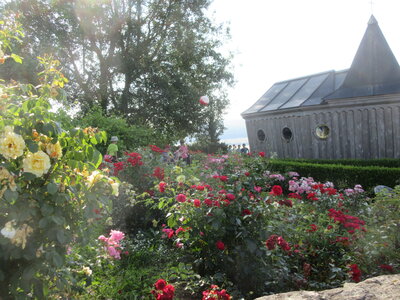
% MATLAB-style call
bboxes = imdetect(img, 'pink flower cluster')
[98,230,125,259]
[344,184,365,196]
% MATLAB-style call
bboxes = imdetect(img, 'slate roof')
[242,15,400,117]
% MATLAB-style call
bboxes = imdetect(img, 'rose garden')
[1,11,400,300]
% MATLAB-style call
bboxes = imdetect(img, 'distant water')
[220,137,249,145]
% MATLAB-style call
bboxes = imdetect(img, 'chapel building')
[242,16,400,159]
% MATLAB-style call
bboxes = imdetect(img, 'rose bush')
[0,19,117,298]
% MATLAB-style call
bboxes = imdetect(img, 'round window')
[315,125,330,139]
[257,129,266,142]
[282,127,292,142]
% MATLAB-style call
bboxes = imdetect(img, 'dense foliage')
[1,0,233,141]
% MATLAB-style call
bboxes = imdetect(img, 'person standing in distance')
[107,136,119,162]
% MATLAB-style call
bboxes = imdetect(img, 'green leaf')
[11,53,23,64]
[91,150,102,168]
[47,183,58,195]
[56,230,66,243]
[3,189,18,203]
[43,123,55,136]
[39,218,48,228]
[52,251,63,267]
[26,140,39,153]
[51,215,64,225]
[23,172,37,181]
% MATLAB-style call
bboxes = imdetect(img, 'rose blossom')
[0,128,26,160]
[22,150,51,177]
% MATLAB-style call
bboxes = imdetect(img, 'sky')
[209,0,400,145]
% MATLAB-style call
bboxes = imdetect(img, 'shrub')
[0,23,116,298]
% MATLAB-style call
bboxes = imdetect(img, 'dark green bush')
[278,158,400,168]
[268,160,400,192]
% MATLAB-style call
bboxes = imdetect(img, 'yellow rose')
[23,151,51,177]
[45,141,62,159]
[86,170,104,187]
[0,129,26,160]
[108,179,120,196]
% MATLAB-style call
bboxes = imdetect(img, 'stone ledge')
[255,274,400,300]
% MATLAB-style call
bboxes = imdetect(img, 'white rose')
[1,221,17,239]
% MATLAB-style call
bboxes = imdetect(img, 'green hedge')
[277,158,400,168]
[268,160,400,192]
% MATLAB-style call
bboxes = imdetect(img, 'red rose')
[270,185,283,196]
[176,193,186,203]
[349,264,362,282]
[193,199,201,207]
[154,279,167,290]
[259,151,265,157]
[244,171,250,176]
[219,175,228,182]
[216,240,225,250]
[196,185,205,191]
[242,209,252,216]
[226,193,235,201]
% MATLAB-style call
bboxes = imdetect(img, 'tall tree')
[1,0,233,140]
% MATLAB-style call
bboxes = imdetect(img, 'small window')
[315,125,330,139]
[257,129,266,142]
[282,127,292,142]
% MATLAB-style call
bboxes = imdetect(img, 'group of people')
[227,143,249,154]
[106,136,191,165]
[161,140,191,165]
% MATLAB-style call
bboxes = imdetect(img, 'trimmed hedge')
[277,158,400,168]
[268,160,400,192]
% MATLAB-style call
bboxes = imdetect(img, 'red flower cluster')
[150,145,164,153]
[125,152,143,167]
[278,199,293,207]
[288,192,302,199]
[202,285,232,300]
[265,235,291,251]
[306,192,319,201]
[113,161,124,175]
[159,182,166,193]
[151,279,175,300]
[270,185,283,196]
[307,224,318,232]
[349,264,362,282]
[328,209,366,234]
[152,167,165,180]
[379,264,394,272]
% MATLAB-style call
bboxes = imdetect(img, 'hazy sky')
[209,0,400,144]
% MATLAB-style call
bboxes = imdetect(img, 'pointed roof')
[325,15,400,100]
